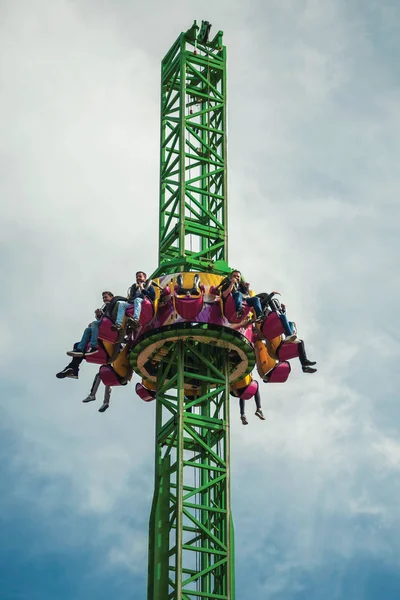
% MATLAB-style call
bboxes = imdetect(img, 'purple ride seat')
[174,285,205,320]
[99,364,123,387]
[135,382,156,402]
[264,361,291,383]
[239,379,259,400]
[98,316,119,343]
[276,341,300,361]
[85,344,109,365]
[125,297,154,326]
[223,295,253,324]
[261,312,285,341]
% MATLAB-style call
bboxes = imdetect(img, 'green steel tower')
[131,20,256,600]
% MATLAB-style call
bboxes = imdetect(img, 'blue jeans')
[279,313,295,336]
[232,291,243,312]
[77,319,99,351]
[116,297,144,325]
[245,296,262,318]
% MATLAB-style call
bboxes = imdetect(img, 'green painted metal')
[153,20,229,279]
[147,341,235,599]
[147,21,236,600]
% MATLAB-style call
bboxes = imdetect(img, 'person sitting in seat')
[219,270,263,320]
[176,273,201,296]
[67,291,114,357]
[112,271,156,331]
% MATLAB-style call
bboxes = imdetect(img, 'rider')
[112,271,156,330]
[56,290,122,379]
[219,270,263,320]
[67,291,114,357]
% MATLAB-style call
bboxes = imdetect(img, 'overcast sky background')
[1,0,400,598]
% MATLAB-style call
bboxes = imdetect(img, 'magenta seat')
[277,341,300,361]
[85,344,108,365]
[264,361,291,383]
[126,297,154,326]
[135,382,156,402]
[99,364,123,387]
[224,295,253,323]
[261,312,285,341]
[239,380,259,400]
[98,316,119,343]
[174,291,204,320]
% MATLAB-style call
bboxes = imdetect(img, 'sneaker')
[82,394,96,403]
[241,415,248,425]
[236,309,244,320]
[302,366,317,374]
[98,402,109,413]
[127,317,140,329]
[111,323,122,331]
[255,409,266,420]
[86,347,98,355]
[284,334,298,343]
[56,366,78,379]
[66,349,84,357]
[303,359,317,366]
[255,314,264,323]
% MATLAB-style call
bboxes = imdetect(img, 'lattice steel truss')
[154,21,228,278]
[146,21,236,600]
[147,340,235,600]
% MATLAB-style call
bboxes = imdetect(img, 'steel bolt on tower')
[146,20,239,600]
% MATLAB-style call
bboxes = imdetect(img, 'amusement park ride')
[59,20,316,600]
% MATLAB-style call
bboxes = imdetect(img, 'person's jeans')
[246,296,262,318]
[133,297,143,320]
[279,313,295,336]
[116,301,131,325]
[77,319,99,351]
[232,291,243,312]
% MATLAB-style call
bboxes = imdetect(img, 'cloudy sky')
[1,0,399,598]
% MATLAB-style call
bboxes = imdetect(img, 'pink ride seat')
[224,295,253,324]
[174,287,204,320]
[264,361,291,383]
[99,364,124,387]
[85,344,109,365]
[277,341,300,361]
[261,312,285,341]
[135,382,156,402]
[126,297,154,326]
[98,316,119,343]
[239,380,259,400]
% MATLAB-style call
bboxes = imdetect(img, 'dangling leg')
[99,385,111,413]
[83,372,101,403]
[298,340,317,373]
[239,397,248,425]
[254,390,265,420]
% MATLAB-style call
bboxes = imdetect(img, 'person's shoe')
[193,274,200,290]
[127,317,140,329]
[303,359,317,366]
[236,309,244,320]
[56,366,78,379]
[66,349,84,357]
[98,402,109,413]
[241,415,248,425]
[82,394,96,403]
[285,334,298,343]
[255,408,266,420]
[85,347,98,355]
[302,365,317,374]
[111,323,122,331]
[255,314,264,323]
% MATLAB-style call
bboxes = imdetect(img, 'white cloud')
[1,0,400,598]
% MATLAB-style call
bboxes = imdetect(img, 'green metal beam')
[154,21,228,278]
